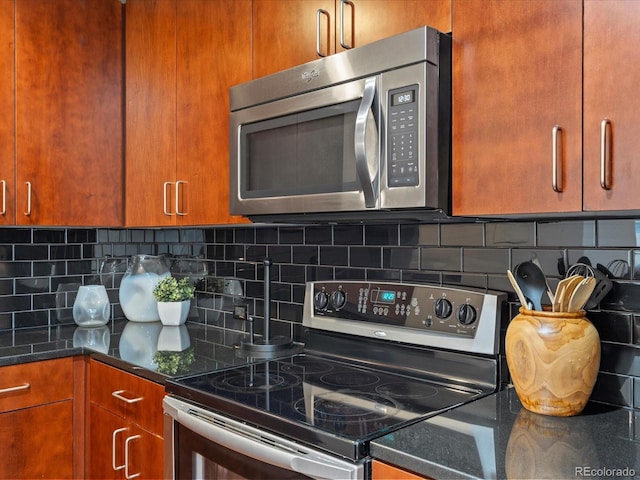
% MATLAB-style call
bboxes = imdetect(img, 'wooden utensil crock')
[505,307,600,416]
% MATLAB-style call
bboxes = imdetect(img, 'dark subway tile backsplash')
[0,218,639,410]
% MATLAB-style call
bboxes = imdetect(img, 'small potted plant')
[152,276,196,326]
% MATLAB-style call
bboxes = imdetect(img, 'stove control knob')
[330,290,347,310]
[434,298,453,319]
[458,304,477,325]
[314,291,329,310]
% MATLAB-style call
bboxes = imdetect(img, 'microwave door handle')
[354,77,379,208]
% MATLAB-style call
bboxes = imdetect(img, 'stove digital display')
[373,289,396,304]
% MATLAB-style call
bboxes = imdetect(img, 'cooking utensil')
[514,261,548,311]
[553,274,582,312]
[568,263,613,310]
[567,277,597,312]
[531,257,555,304]
[507,269,529,307]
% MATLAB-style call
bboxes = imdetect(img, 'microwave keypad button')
[388,86,419,187]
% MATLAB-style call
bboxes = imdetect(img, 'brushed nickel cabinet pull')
[0,180,5,215]
[552,125,563,192]
[112,389,143,404]
[316,9,330,57]
[112,427,127,471]
[600,118,612,190]
[24,181,31,216]
[163,181,174,216]
[0,383,30,394]
[176,180,187,216]
[339,0,354,49]
[124,434,142,479]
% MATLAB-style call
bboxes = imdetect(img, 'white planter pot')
[157,300,190,326]
[157,325,191,352]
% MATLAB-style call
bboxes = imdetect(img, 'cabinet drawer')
[0,357,74,413]
[89,360,164,436]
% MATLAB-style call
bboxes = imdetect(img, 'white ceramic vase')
[157,300,190,326]
[73,285,110,326]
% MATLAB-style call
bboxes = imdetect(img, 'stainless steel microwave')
[229,26,451,222]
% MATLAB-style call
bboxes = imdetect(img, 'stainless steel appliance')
[229,26,451,222]
[164,281,506,479]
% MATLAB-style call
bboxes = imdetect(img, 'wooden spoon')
[507,269,529,308]
[553,275,582,312]
[560,275,585,312]
[567,277,597,312]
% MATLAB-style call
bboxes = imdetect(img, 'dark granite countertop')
[0,318,299,383]
[371,387,640,480]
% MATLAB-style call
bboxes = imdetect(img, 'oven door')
[229,76,380,216]
[163,395,365,480]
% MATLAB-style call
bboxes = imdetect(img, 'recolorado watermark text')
[575,466,636,478]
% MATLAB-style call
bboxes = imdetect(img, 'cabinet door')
[337,0,450,52]
[125,0,177,227]
[176,0,251,225]
[0,357,73,412]
[0,1,13,225]
[253,0,336,78]
[253,0,451,79]
[452,0,582,216]
[15,0,123,226]
[89,360,164,437]
[372,460,427,479]
[88,403,164,480]
[583,1,640,211]
[126,0,250,226]
[0,401,73,479]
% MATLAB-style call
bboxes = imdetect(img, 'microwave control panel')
[387,84,419,187]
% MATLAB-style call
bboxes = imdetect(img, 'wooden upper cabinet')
[15,0,123,226]
[583,0,640,212]
[452,0,582,216]
[125,0,177,227]
[336,0,451,52]
[126,0,251,226]
[176,0,251,225]
[252,0,451,79]
[0,1,14,226]
[252,0,335,79]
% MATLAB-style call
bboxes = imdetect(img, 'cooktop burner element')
[297,390,398,422]
[213,370,300,392]
[376,382,439,399]
[321,371,380,387]
[166,281,507,461]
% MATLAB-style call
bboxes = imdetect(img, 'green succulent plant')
[153,347,196,375]
[152,276,195,302]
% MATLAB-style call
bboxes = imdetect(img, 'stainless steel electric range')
[163,281,507,480]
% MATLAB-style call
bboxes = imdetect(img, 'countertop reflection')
[371,387,639,480]
[0,318,280,384]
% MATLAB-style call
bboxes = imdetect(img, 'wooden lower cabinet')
[88,403,163,480]
[0,357,77,479]
[372,460,428,480]
[87,360,165,479]
[0,401,74,479]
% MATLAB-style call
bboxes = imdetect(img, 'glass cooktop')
[166,353,486,460]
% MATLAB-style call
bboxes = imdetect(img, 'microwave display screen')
[391,91,414,106]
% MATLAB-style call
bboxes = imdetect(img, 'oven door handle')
[164,396,359,479]
[354,76,379,208]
